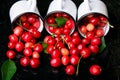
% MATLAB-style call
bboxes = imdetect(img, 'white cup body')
[9,0,43,32]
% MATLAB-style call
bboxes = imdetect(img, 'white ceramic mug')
[9,0,43,32]
[77,0,110,37]
[44,0,77,35]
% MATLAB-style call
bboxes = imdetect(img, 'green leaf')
[55,17,68,27]
[42,42,48,54]
[99,37,106,53]
[1,59,17,80]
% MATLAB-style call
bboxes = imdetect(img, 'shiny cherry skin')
[33,43,43,53]
[61,55,69,66]
[50,58,61,67]
[89,45,99,54]
[51,49,61,58]
[60,47,69,56]
[65,65,75,75]
[47,17,55,24]
[9,34,18,43]
[30,58,40,68]
[6,50,16,59]
[13,26,23,36]
[80,48,91,59]
[91,37,101,46]
[20,57,30,67]
[8,41,15,49]
[23,47,33,57]
[15,42,24,52]
[70,55,79,66]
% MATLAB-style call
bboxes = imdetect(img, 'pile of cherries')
[6,13,43,68]
[78,14,108,38]
[44,31,102,75]
[45,12,75,35]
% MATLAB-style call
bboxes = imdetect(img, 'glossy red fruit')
[71,37,81,45]
[44,35,52,43]
[95,29,104,37]
[70,48,79,56]
[79,25,87,35]
[70,55,79,65]
[32,51,40,59]
[20,57,30,67]
[23,47,33,57]
[56,41,65,49]
[80,48,91,59]
[61,55,69,66]
[82,38,90,45]
[63,28,70,35]
[21,32,33,42]
[86,31,95,40]
[15,42,24,52]
[33,21,40,29]
[47,17,55,24]
[30,58,40,68]
[65,65,75,75]
[72,31,79,37]
[13,26,23,36]
[51,49,61,58]
[6,50,16,59]
[65,19,74,29]
[47,38,56,46]
[8,41,15,49]
[68,41,75,49]
[89,45,99,54]
[27,16,36,23]
[54,13,62,17]
[64,35,71,43]
[50,58,61,67]
[77,43,85,51]
[54,28,62,35]
[48,26,56,33]
[9,34,18,43]
[33,43,43,53]
[46,45,54,54]
[25,42,34,48]
[60,47,69,56]
[91,37,101,46]
[89,64,102,76]
[22,22,30,29]
[62,13,70,19]
[99,15,108,23]
[32,30,41,38]
[20,15,27,22]
[89,16,100,26]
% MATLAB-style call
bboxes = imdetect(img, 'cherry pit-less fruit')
[6,13,43,69]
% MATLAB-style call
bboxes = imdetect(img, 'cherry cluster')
[44,31,102,75]
[6,13,43,68]
[78,14,108,37]
[45,12,75,35]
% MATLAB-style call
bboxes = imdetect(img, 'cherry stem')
[76,55,83,76]
[109,23,114,28]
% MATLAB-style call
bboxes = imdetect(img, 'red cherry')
[20,15,27,22]
[65,65,75,75]
[6,50,16,59]
[61,55,69,66]
[64,35,71,43]
[86,31,95,40]
[60,47,69,56]
[51,49,61,58]
[47,38,56,46]
[79,25,87,35]
[32,51,40,59]
[70,48,79,56]
[91,37,101,46]
[63,28,71,35]
[13,26,23,36]
[82,38,90,45]
[54,28,62,35]
[68,41,75,49]
[54,13,62,17]
[32,30,41,38]
[70,55,79,65]
[30,58,40,68]
[89,45,99,54]
[89,64,102,76]
[71,37,81,45]
[20,57,30,67]
[25,42,34,48]
[15,42,24,52]
[46,45,54,54]
[77,43,85,51]
[9,34,18,43]
[27,16,36,23]
[33,43,43,53]
[8,41,15,49]
[21,32,33,42]
[80,48,91,59]
[50,58,61,67]
[99,15,108,23]
[72,31,79,37]
[62,13,70,19]
[65,19,74,29]
[89,16,100,26]
[33,21,40,29]
[44,35,52,43]
[47,17,55,24]
[23,47,33,57]
[22,22,30,29]
[95,29,104,37]
[56,41,65,49]
[48,26,56,33]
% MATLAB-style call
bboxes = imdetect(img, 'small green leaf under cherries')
[1,59,17,80]
[55,17,68,27]
[42,42,48,54]
[99,36,106,53]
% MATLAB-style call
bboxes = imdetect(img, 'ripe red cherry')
[46,45,54,54]
[64,35,71,43]
[47,38,56,46]
[61,55,69,66]
[8,41,15,49]
[91,37,101,46]
[89,64,102,76]
[65,65,75,75]
[63,28,70,35]
[23,47,33,57]
[6,50,16,59]
[32,30,41,38]
[60,47,69,56]
[54,13,62,17]
[54,28,62,35]
[89,45,99,54]
[82,38,90,45]
[27,15,36,23]
[20,57,30,67]
[95,29,104,37]
[70,55,79,65]
[51,49,61,58]
[30,58,40,68]
[47,17,55,24]
[89,16,100,26]
[71,37,81,45]
[62,13,70,18]
[68,41,75,49]
[44,35,52,43]
[50,58,61,67]
[72,31,79,37]
[79,25,87,35]
[77,43,85,51]
[22,22,30,29]
[21,32,33,42]
[25,42,34,48]
[20,15,27,22]
[70,48,79,56]
[33,43,43,53]
[15,42,24,52]
[48,26,56,33]
[65,19,74,29]
[80,48,91,59]
[86,31,95,40]
[56,41,65,49]
[33,21,40,29]
[13,26,23,36]
[9,34,18,43]
[32,51,40,59]
[99,15,108,23]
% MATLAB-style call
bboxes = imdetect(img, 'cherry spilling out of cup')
[44,12,75,36]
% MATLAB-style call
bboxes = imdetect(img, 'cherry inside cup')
[12,13,44,33]
[44,11,76,36]
[77,13,110,38]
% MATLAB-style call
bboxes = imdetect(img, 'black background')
[0,0,120,80]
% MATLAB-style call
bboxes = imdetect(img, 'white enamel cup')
[44,0,77,35]
[9,0,43,32]
[77,0,110,37]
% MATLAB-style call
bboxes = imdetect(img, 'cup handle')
[27,0,36,11]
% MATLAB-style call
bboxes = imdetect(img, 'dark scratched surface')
[0,0,120,80]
